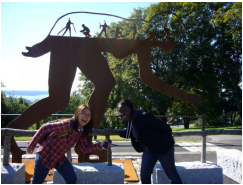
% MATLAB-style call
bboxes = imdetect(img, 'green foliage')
[38,91,86,126]
[1,3,242,132]
[1,91,87,129]
[207,115,230,126]
[1,91,30,128]
[233,115,242,126]
[78,2,242,129]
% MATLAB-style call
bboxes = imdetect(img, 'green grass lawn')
[14,125,241,141]
[172,125,242,131]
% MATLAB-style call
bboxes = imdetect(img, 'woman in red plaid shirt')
[27,104,111,184]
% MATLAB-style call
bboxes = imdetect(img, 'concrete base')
[1,163,25,184]
[153,161,223,184]
[217,149,242,184]
[53,162,124,184]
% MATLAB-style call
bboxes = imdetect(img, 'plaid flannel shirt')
[28,120,102,169]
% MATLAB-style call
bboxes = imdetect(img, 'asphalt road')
[2,134,241,156]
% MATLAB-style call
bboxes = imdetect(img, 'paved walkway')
[3,135,241,184]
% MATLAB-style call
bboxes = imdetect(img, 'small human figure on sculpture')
[80,24,91,38]
[98,20,109,38]
[163,26,178,42]
[58,18,76,37]
[115,27,123,38]
[27,104,111,184]
[145,30,160,41]
[130,23,137,40]
[105,99,183,184]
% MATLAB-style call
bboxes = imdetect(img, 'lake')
[2,90,49,102]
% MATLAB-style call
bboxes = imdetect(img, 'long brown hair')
[70,104,93,137]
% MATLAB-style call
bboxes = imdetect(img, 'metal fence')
[1,114,242,166]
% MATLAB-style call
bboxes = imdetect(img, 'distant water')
[2,90,49,102]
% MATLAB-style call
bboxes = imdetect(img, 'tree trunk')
[230,113,233,126]
[183,118,190,129]
[234,47,242,118]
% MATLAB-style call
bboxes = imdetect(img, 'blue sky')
[1,2,156,91]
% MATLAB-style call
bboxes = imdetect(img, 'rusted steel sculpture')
[3,11,201,163]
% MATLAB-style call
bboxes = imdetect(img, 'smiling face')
[118,104,133,122]
[78,108,92,128]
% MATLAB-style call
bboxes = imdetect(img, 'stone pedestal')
[217,149,242,184]
[1,163,25,184]
[153,161,223,184]
[53,162,124,184]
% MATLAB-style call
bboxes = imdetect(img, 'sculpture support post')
[3,135,11,165]
[106,135,112,166]
[201,117,206,163]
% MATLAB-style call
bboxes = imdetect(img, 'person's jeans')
[31,152,77,184]
[141,147,182,184]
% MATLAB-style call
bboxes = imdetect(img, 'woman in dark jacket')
[106,99,182,184]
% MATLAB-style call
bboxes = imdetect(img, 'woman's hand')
[101,140,111,149]
[27,146,33,154]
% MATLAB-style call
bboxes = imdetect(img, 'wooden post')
[201,117,206,163]
[67,148,72,163]
[106,135,112,166]
[3,135,11,165]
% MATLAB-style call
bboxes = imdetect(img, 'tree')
[148,2,242,127]
[36,91,86,126]
[78,2,242,128]
[209,2,242,117]
[1,92,30,128]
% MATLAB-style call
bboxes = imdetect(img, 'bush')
[194,118,202,127]
[234,115,242,126]
[1,92,30,128]
[207,115,229,126]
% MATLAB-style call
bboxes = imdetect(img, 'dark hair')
[117,99,134,111]
[71,104,93,137]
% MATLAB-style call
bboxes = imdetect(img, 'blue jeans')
[31,152,77,184]
[141,147,182,184]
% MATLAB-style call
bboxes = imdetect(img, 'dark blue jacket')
[119,109,174,155]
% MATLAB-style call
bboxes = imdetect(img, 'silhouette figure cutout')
[131,24,137,40]
[3,11,200,163]
[98,21,109,38]
[80,24,91,38]
[115,27,123,39]
[4,35,201,163]
[163,26,178,42]
[58,18,76,37]
[145,30,160,41]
